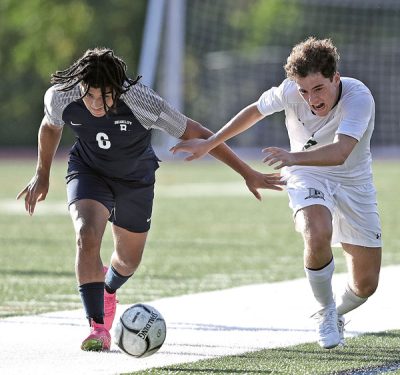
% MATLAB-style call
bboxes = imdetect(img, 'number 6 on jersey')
[96,132,111,149]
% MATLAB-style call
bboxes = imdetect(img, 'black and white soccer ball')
[114,303,166,357]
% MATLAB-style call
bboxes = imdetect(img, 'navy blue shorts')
[66,166,156,233]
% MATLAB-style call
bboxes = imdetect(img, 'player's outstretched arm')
[170,103,263,160]
[16,118,63,215]
[173,117,284,200]
[262,134,358,169]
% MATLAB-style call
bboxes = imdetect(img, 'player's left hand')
[262,147,295,170]
[244,170,285,201]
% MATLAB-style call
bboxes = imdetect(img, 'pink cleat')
[81,320,111,351]
[103,266,118,331]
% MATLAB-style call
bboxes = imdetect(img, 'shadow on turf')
[331,363,400,375]
[152,370,274,374]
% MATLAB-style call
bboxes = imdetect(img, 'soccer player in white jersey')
[171,37,382,349]
[17,48,283,352]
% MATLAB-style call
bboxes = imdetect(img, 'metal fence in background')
[171,0,400,149]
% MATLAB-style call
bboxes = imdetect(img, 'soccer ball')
[114,303,166,357]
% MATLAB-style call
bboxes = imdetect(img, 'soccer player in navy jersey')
[17,48,283,351]
[171,37,382,349]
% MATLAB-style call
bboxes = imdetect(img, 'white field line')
[0,265,399,375]
[155,182,284,198]
[1,183,283,215]
[0,200,68,215]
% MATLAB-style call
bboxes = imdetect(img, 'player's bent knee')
[304,233,332,255]
[75,224,102,251]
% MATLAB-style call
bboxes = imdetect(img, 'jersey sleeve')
[123,83,187,138]
[256,79,289,116]
[337,91,374,141]
[43,86,65,126]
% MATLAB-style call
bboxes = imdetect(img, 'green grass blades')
[130,331,400,375]
[1,158,400,374]
[0,159,399,316]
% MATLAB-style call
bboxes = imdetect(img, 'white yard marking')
[0,266,399,375]
[1,184,283,215]
[155,182,284,198]
[0,200,68,215]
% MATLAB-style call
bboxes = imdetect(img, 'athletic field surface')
[1,265,399,375]
[1,158,399,374]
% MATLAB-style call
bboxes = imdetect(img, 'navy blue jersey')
[44,82,187,180]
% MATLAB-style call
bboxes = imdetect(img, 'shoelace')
[338,317,350,334]
[316,308,337,335]
[337,318,345,332]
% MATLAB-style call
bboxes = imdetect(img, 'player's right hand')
[169,138,212,161]
[16,175,50,216]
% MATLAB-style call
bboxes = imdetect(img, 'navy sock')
[105,265,133,294]
[78,282,104,325]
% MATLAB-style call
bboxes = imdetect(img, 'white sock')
[336,284,367,316]
[305,258,335,310]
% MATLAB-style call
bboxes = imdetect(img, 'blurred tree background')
[1,0,399,149]
[0,0,147,147]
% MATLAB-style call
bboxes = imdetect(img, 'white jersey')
[257,77,375,185]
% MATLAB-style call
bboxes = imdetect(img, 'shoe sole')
[81,338,109,352]
[319,340,341,349]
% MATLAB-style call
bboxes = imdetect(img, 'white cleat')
[312,304,340,349]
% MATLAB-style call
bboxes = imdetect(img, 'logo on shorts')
[305,188,325,201]
[376,233,382,239]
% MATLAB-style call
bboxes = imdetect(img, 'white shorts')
[286,175,382,248]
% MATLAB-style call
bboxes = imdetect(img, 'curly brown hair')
[284,37,340,80]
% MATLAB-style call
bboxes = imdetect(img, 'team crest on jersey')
[114,119,132,131]
[303,136,317,150]
[305,188,325,201]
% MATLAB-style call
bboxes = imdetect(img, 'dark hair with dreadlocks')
[51,47,141,112]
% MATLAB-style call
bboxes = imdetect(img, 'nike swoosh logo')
[70,121,83,126]
[146,218,151,222]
